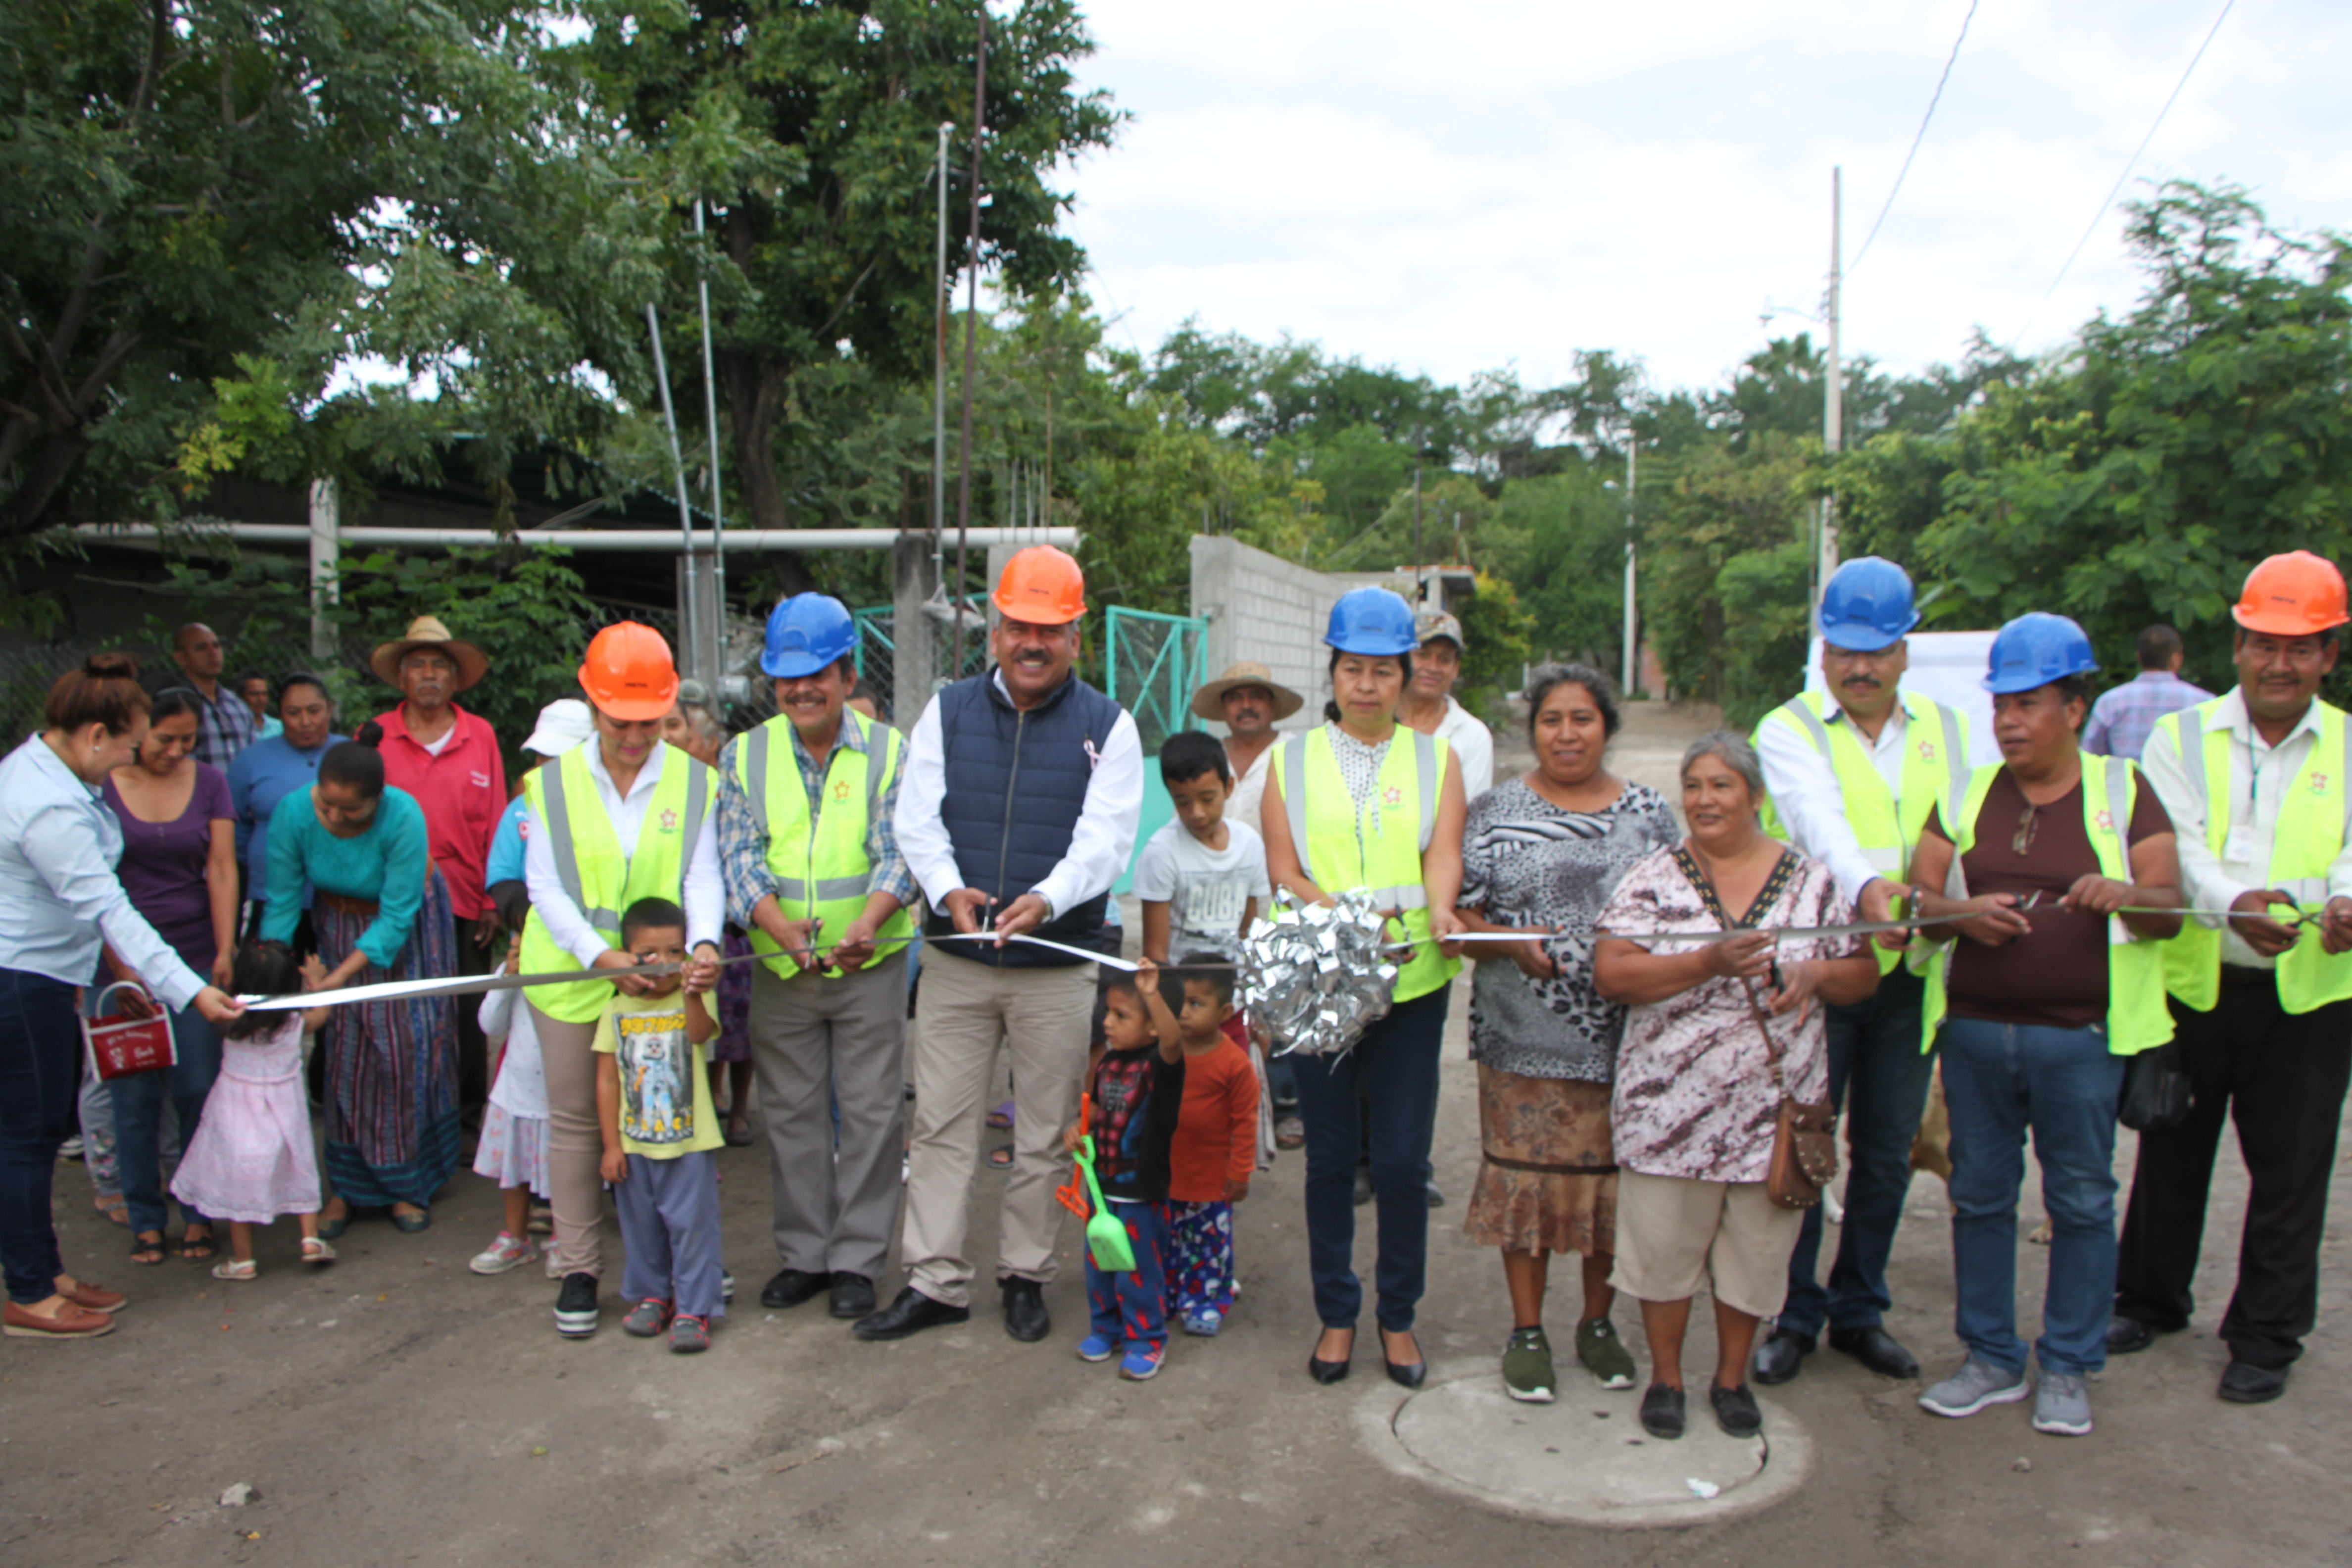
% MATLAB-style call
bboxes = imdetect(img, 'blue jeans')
[1779,967,1933,1336]
[0,969,81,1303]
[1289,985,1450,1332]
[1939,1016,2125,1376]
[108,1003,223,1236]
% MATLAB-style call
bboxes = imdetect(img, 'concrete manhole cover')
[1366,1370,1813,1527]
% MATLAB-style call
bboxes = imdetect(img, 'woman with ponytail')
[262,720,461,1235]
[0,656,245,1340]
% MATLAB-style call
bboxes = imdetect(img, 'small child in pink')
[171,940,335,1279]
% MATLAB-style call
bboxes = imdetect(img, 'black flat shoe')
[1711,1381,1764,1438]
[1381,1328,1426,1389]
[1309,1328,1355,1384]
[1001,1278,1051,1342]
[2105,1314,2159,1355]
[1640,1382,1686,1439]
[2218,1359,2288,1404]
[1752,1326,1815,1385]
[851,1286,969,1341]
[761,1267,830,1310]
[1828,1324,1919,1380]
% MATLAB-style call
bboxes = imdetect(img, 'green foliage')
[1837,182,2352,699]
[1453,570,1532,717]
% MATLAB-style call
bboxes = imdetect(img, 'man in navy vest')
[857,546,1144,1343]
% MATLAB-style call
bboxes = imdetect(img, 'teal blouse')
[262,784,429,969]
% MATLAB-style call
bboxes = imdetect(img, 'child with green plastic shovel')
[1061,956,1185,1380]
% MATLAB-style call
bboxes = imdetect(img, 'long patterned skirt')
[314,869,463,1209]
[1464,1064,1618,1258]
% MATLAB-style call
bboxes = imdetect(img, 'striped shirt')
[2083,670,2215,762]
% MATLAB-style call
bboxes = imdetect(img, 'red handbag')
[83,983,178,1081]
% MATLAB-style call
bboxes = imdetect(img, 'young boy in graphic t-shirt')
[594,896,724,1354]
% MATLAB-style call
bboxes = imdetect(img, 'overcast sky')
[1057,0,2349,397]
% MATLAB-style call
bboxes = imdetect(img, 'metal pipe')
[307,478,339,661]
[933,121,953,566]
[79,523,1075,552]
[644,300,700,681]
[952,11,987,681]
[694,199,728,689]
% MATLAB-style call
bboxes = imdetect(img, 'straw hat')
[1190,660,1305,723]
[370,615,489,692]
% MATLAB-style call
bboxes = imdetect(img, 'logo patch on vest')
[1918,741,1937,761]
[658,807,679,833]
[832,780,851,801]
[2093,809,2114,833]
[1382,785,1403,808]
[2311,772,2332,796]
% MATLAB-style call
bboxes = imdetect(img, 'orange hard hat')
[2233,551,2350,637]
[578,621,680,721]
[992,544,1086,626]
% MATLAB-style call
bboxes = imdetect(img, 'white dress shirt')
[0,734,205,1009]
[1756,697,1921,903]
[524,740,723,965]
[1224,741,1274,835]
[2139,687,2352,970]
[895,672,1145,917]
[1430,696,1495,803]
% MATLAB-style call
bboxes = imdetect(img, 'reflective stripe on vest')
[733,711,912,977]
[1918,756,2173,1056]
[1275,726,1460,1004]
[518,743,715,1023]
[1758,689,1971,973]
[2160,697,2352,1015]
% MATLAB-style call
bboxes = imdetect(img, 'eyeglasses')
[2012,801,2039,857]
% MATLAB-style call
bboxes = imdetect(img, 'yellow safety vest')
[518,743,715,1023]
[1271,725,1462,1004]
[1757,689,1972,975]
[731,709,913,979]
[2156,696,2352,1014]
[1918,756,2172,1056]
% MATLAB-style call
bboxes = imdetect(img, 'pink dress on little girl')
[171,1016,322,1223]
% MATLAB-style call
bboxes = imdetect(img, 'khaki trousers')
[530,1004,610,1279]
[899,950,1095,1307]
[748,951,908,1281]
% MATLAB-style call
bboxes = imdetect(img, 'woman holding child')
[1453,664,1679,1403]
[521,623,722,1342]
[1263,587,1468,1389]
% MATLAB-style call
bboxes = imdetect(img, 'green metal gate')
[1105,605,1209,892]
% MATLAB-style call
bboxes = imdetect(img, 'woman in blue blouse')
[264,722,460,1234]
[0,656,243,1340]
[227,673,344,941]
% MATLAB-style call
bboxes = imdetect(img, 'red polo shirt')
[373,702,507,921]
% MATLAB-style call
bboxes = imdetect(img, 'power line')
[2013,0,2237,345]
[1849,0,1980,276]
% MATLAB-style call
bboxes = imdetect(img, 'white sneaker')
[469,1230,535,1276]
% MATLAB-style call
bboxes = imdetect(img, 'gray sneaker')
[2032,1372,2093,1436]
[1918,1355,2030,1418]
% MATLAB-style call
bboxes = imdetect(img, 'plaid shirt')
[2083,670,2215,762]
[716,713,915,928]
[186,681,257,771]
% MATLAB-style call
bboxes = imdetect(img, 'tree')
[1,0,665,539]
[577,0,1120,534]
[1836,182,2352,693]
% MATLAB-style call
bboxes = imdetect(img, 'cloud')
[1060,0,2352,391]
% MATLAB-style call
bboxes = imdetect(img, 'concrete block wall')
[1188,535,1351,735]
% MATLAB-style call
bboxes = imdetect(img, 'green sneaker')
[1577,1316,1637,1389]
[1501,1326,1557,1403]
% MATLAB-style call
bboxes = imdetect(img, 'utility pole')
[693,200,726,696]
[1411,453,1423,605]
[1621,440,1638,700]
[951,14,987,683]
[932,121,952,552]
[1819,165,1845,595]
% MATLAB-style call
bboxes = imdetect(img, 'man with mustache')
[860,546,1144,1345]
[1190,661,1304,836]
[370,616,507,1105]
[716,594,915,1324]
[2112,552,2352,1406]
[1749,556,1974,1387]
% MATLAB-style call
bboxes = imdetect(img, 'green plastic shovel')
[1075,1133,1136,1274]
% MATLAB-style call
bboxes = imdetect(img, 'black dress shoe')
[1711,1381,1764,1438]
[1309,1327,1354,1384]
[1828,1324,1920,1380]
[2105,1314,2158,1355]
[760,1268,831,1310]
[828,1272,876,1320]
[852,1286,969,1341]
[1752,1326,1815,1386]
[1381,1328,1426,1388]
[1001,1278,1051,1342]
[2219,1359,2289,1404]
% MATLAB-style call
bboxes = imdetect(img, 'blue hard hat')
[1983,611,2097,695]
[1817,556,1920,652]
[1324,587,1419,656]
[761,593,859,678]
